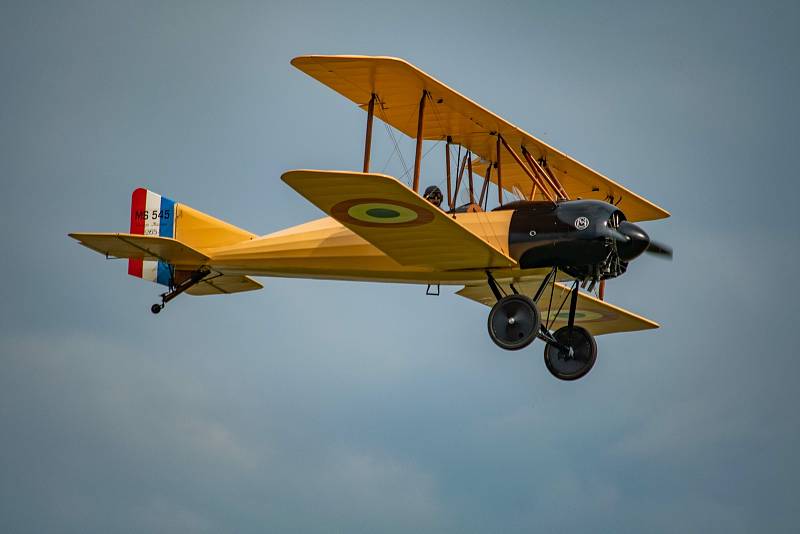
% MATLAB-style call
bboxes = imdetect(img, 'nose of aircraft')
[616,221,650,261]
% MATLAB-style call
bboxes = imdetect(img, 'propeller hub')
[616,221,650,261]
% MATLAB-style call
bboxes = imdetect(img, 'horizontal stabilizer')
[186,275,263,296]
[457,280,658,336]
[68,233,208,267]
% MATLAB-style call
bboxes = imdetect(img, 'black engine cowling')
[501,199,647,280]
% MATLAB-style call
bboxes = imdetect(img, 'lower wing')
[457,279,658,336]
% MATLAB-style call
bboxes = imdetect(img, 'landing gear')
[484,268,599,380]
[488,294,540,350]
[149,268,209,315]
[543,325,597,381]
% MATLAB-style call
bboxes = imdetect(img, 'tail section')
[69,187,262,312]
[127,187,256,287]
[128,188,177,285]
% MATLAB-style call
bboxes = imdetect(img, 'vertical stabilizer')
[126,187,256,287]
[128,188,176,286]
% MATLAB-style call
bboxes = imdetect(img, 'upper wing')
[281,169,516,270]
[457,279,658,336]
[69,233,208,267]
[291,55,668,222]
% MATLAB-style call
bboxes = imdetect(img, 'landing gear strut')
[150,268,209,314]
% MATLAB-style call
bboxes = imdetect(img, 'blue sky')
[1,1,799,532]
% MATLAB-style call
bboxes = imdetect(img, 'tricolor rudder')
[128,188,176,286]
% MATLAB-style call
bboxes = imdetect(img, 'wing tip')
[291,54,410,68]
[281,169,398,186]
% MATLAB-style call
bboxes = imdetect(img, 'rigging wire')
[376,102,410,181]
[380,120,409,179]
[397,140,441,181]
[378,131,401,174]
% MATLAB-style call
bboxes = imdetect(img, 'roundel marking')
[348,203,419,224]
[366,208,401,218]
[331,198,436,228]
[546,309,605,322]
[574,216,590,230]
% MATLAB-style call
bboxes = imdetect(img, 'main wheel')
[487,294,540,350]
[543,325,597,381]
[151,304,162,314]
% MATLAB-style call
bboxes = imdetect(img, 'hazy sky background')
[2,1,799,532]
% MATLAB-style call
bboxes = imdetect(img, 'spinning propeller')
[645,240,673,259]
[615,221,672,261]
[600,220,672,300]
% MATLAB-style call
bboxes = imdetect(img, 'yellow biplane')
[70,55,671,381]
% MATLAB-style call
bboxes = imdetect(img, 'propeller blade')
[646,240,673,259]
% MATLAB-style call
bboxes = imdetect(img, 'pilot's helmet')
[423,185,443,207]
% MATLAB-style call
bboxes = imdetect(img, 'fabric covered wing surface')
[457,280,658,335]
[281,170,516,270]
[291,55,668,222]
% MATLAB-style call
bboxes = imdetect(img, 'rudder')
[127,187,255,287]
[128,188,176,286]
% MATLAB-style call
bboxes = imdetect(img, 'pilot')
[423,185,443,208]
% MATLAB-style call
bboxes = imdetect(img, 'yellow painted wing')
[186,274,263,295]
[281,170,516,270]
[69,233,208,267]
[457,279,658,336]
[291,55,668,222]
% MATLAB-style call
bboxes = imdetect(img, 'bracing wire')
[380,120,409,179]
[378,132,400,174]
[376,102,411,180]
[397,140,441,181]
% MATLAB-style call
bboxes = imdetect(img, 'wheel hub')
[543,325,597,381]
[558,346,575,360]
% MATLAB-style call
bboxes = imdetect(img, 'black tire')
[151,304,162,314]
[543,325,597,381]
[487,294,541,351]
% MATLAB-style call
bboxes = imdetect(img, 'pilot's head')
[423,185,443,207]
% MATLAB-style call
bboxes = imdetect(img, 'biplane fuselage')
[205,198,635,285]
[205,211,519,284]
